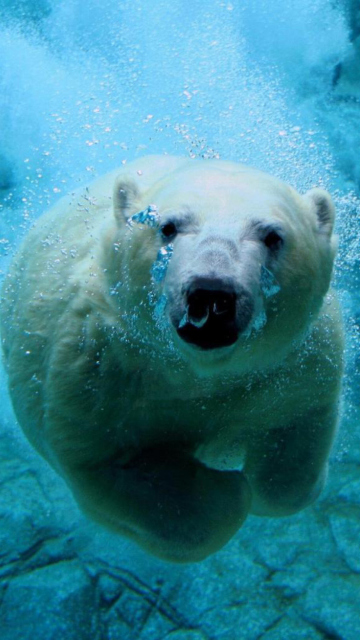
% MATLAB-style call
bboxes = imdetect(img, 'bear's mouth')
[176,288,250,350]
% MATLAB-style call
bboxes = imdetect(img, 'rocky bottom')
[1,410,360,640]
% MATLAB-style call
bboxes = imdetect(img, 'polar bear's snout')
[176,276,254,350]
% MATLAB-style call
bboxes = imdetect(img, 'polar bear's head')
[112,159,336,373]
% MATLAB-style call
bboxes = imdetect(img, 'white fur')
[1,156,344,562]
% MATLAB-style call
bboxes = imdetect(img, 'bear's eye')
[263,230,283,251]
[160,221,177,240]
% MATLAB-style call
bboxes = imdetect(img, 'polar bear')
[1,156,343,562]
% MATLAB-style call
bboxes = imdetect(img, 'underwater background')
[0,0,360,638]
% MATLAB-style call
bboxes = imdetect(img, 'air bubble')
[127,204,160,228]
[154,294,167,321]
[260,266,281,298]
[151,244,174,283]
[253,309,267,331]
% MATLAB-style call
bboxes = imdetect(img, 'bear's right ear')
[113,176,140,224]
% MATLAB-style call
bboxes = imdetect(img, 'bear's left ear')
[304,188,335,237]
[113,176,140,223]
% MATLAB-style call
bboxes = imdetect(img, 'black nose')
[178,286,240,350]
[187,289,236,326]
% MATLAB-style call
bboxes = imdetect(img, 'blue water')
[1,1,360,638]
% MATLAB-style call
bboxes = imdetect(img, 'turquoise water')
[0,1,360,638]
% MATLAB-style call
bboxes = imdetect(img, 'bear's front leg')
[67,445,251,563]
[244,405,338,517]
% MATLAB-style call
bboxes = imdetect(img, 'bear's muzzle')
[176,277,254,350]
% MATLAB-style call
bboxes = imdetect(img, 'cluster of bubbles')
[0,0,351,237]
[127,205,173,327]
